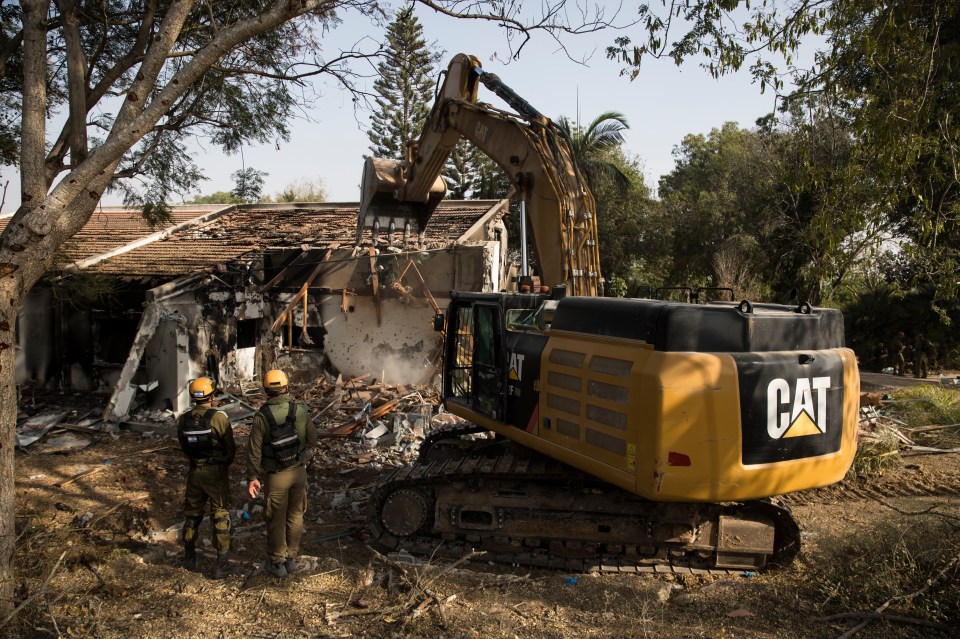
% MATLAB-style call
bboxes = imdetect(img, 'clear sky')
[0,3,792,213]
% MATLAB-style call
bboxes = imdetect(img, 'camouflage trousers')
[182,463,232,552]
[263,465,308,563]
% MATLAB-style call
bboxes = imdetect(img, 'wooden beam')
[406,257,441,315]
[259,251,310,293]
[271,249,333,333]
[369,247,381,326]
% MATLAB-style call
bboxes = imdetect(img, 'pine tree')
[445,141,511,199]
[367,6,437,160]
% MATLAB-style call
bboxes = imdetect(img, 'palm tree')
[557,111,631,191]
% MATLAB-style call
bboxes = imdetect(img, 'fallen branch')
[54,465,108,488]
[86,496,149,529]
[815,611,954,634]
[0,551,67,628]
[902,446,960,455]
[832,549,960,639]
[906,423,960,433]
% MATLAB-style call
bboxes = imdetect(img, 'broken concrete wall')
[308,242,505,383]
[102,268,275,421]
[149,270,270,414]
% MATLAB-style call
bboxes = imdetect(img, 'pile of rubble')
[858,391,960,464]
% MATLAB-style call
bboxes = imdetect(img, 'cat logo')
[766,377,831,439]
[508,352,525,381]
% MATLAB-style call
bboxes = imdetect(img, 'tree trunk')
[0,0,332,620]
[0,281,19,617]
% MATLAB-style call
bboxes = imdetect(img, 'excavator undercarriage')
[367,428,802,574]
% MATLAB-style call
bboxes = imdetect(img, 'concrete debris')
[16,411,69,448]
[34,433,94,454]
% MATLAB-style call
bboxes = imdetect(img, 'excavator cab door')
[445,301,505,420]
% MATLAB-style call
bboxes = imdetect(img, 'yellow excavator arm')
[356,53,603,297]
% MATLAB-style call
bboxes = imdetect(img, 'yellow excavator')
[360,54,860,573]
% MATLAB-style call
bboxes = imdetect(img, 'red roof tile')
[81,201,498,277]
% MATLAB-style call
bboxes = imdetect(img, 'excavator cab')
[443,291,552,428]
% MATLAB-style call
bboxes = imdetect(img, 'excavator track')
[368,431,801,574]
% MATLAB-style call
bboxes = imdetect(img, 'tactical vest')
[261,401,301,469]
[178,409,216,461]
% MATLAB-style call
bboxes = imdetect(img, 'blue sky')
[1,3,799,213]
[221,4,787,202]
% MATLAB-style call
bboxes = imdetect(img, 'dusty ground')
[7,374,960,639]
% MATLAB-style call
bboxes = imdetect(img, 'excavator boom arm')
[356,53,602,296]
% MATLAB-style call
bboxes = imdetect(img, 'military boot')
[266,559,288,578]
[212,551,234,579]
[183,543,199,572]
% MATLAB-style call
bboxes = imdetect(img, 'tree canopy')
[608,0,960,298]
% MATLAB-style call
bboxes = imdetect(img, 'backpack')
[261,401,301,468]
[178,409,216,461]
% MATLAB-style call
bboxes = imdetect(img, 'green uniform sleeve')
[246,414,266,481]
[213,410,236,465]
[303,406,318,448]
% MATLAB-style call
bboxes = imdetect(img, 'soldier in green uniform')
[246,369,318,578]
[891,331,908,376]
[913,333,932,378]
[177,377,236,579]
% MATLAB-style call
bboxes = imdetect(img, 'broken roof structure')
[8,199,511,423]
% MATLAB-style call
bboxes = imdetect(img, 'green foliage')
[3,1,344,221]
[889,384,960,430]
[367,6,437,160]
[442,141,510,200]
[843,283,960,368]
[50,273,121,310]
[274,176,327,203]
[605,274,628,298]
[848,424,901,476]
[188,191,243,205]
[608,0,960,301]
[556,111,631,191]
[659,111,885,304]
[0,4,24,167]
[231,168,268,204]
[590,148,664,291]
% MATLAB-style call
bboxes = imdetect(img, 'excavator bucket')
[354,156,446,246]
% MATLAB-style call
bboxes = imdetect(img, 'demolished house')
[7,200,510,423]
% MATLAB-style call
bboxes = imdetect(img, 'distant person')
[177,377,236,579]
[246,369,318,578]
[873,341,889,372]
[891,331,908,376]
[913,334,932,378]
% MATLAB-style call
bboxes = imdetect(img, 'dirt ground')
[7,374,960,639]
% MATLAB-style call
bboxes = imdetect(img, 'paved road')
[860,370,959,391]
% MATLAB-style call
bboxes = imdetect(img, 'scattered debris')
[34,433,94,454]
[16,411,68,448]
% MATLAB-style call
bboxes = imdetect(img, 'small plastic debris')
[740,571,755,578]
[564,577,579,585]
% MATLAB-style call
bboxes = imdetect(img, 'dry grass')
[811,515,960,626]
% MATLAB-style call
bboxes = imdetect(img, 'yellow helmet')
[263,369,288,393]
[189,377,215,401]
